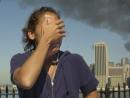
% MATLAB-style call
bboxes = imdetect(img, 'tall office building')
[121,57,128,66]
[94,42,108,87]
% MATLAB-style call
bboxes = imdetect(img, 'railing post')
[112,86,115,98]
[0,87,1,98]
[105,83,110,98]
[129,86,130,98]
[6,85,8,98]
[12,87,15,98]
[118,83,120,98]
[127,77,130,98]
[123,83,126,98]
[100,87,103,98]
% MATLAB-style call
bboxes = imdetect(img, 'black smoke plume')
[19,0,130,51]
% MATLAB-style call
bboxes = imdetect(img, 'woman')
[10,6,99,98]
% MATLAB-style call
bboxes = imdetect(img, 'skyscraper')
[94,42,108,87]
[121,57,129,66]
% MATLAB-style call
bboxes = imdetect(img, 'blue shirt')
[10,51,98,98]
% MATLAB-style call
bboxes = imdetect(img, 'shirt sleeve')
[10,53,26,84]
[75,55,99,96]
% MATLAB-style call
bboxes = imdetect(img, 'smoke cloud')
[20,0,130,51]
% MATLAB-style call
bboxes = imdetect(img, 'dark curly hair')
[22,7,60,52]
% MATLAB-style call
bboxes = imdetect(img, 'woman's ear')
[28,32,35,40]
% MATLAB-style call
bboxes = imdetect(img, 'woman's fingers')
[56,28,65,33]
[40,18,66,42]
[55,20,64,25]
[57,23,65,29]
[56,33,66,40]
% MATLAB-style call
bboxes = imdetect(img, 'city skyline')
[93,41,130,87]
[0,0,130,84]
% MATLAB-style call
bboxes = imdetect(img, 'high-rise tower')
[94,42,108,87]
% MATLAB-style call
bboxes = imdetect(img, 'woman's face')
[35,12,63,58]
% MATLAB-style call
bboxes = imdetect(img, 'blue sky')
[0,0,130,84]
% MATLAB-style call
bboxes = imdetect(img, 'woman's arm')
[13,39,50,89]
[13,19,65,89]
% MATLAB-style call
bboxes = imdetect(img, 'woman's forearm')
[13,39,50,89]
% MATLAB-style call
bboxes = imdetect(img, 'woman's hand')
[40,17,65,45]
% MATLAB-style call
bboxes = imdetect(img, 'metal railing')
[98,83,130,98]
[1,84,130,98]
[0,85,18,98]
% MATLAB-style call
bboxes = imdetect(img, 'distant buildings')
[108,66,124,87]
[108,64,130,87]
[0,84,17,91]
[121,57,129,66]
[92,41,130,87]
[94,42,108,87]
